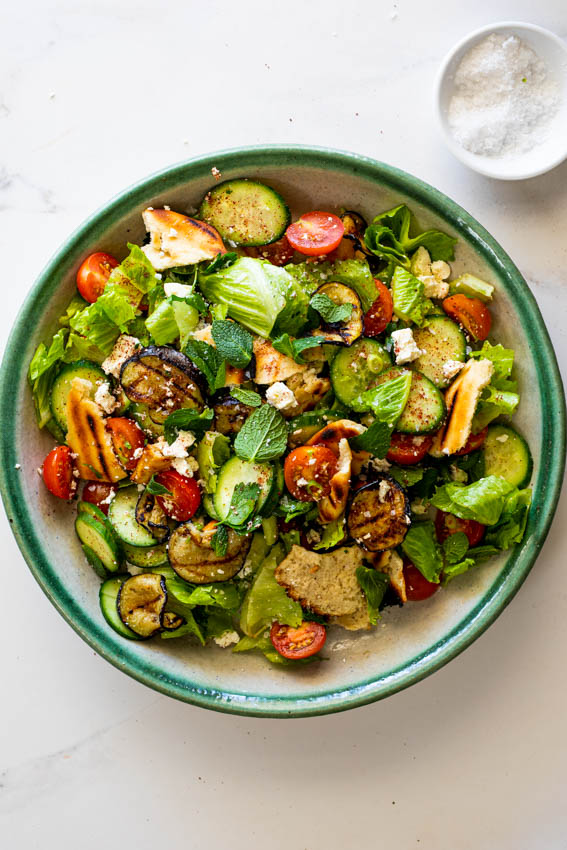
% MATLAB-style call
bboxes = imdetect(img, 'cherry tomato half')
[244,236,295,266]
[403,561,439,602]
[42,445,76,500]
[155,470,201,522]
[454,426,488,456]
[81,482,117,515]
[434,509,485,547]
[443,294,492,341]
[76,252,119,303]
[106,417,146,470]
[364,280,394,337]
[270,621,327,660]
[387,433,433,466]
[284,445,338,502]
[286,211,344,256]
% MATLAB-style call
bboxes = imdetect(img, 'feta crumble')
[366,457,391,473]
[450,464,468,483]
[412,247,451,299]
[265,381,296,411]
[164,281,192,299]
[94,381,118,415]
[102,335,140,379]
[172,456,199,477]
[155,431,195,459]
[214,630,239,648]
[495,434,509,443]
[391,328,423,365]
[442,359,465,381]
[378,480,391,502]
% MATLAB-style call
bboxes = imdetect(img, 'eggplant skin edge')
[120,345,208,396]
[347,475,410,552]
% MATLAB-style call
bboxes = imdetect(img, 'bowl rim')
[1,144,565,717]
[434,21,567,180]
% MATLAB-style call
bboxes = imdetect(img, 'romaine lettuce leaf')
[391,267,433,326]
[314,517,346,550]
[355,566,389,625]
[107,243,157,295]
[470,341,514,384]
[485,488,532,549]
[28,330,68,428]
[198,257,287,337]
[401,522,443,583]
[239,545,303,637]
[431,476,515,526]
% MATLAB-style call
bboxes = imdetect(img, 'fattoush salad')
[28,178,532,664]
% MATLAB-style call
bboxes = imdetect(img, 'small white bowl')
[436,22,567,180]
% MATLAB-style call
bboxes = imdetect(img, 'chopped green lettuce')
[391,267,433,326]
[355,566,389,625]
[364,205,457,270]
[239,545,303,638]
[431,476,516,526]
[286,259,378,312]
[485,488,532,549]
[314,517,346,550]
[401,522,443,583]
[28,329,68,428]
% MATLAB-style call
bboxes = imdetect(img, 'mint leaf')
[401,522,443,584]
[271,333,326,364]
[350,420,392,458]
[183,338,226,392]
[356,566,389,625]
[211,524,229,557]
[226,483,261,526]
[211,320,253,368]
[310,292,353,324]
[389,466,424,489]
[442,531,469,565]
[234,405,288,462]
[274,495,317,523]
[146,475,172,496]
[202,252,238,274]
[231,388,262,407]
[163,407,214,444]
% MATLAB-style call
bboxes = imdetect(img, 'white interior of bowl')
[14,160,541,708]
[436,22,567,180]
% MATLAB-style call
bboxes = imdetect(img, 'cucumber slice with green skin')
[99,576,141,640]
[50,360,106,432]
[483,425,533,488]
[330,338,391,406]
[199,179,291,246]
[77,500,111,525]
[108,486,159,548]
[130,403,165,437]
[123,541,169,568]
[82,544,109,579]
[75,514,122,573]
[213,457,275,521]
[202,493,220,520]
[373,367,446,434]
[412,317,466,388]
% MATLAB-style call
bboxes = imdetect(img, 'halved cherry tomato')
[284,445,338,502]
[76,252,119,303]
[286,211,344,256]
[403,560,439,602]
[82,482,117,515]
[155,470,201,522]
[443,294,491,341]
[387,433,433,465]
[106,417,146,470]
[42,445,76,500]
[435,509,485,547]
[364,280,394,336]
[454,426,488,456]
[270,621,326,659]
[245,236,295,266]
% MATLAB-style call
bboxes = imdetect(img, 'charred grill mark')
[87,413,110,480]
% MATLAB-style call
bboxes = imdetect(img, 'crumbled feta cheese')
[495,434,509,443]
[211,166,222,179]
[296,476,308,487]
[391,328,423,365]
[172,456,199,477]
[214,630,239,648]
[366,457,391,473]
[421,276,450,299]
[414,247,451,299]
[132,446,144,460]
[450,464,468,483]
[442,359,465,381]
[98,489,116,506]
[265,381,296,411]
[102,335,140,379]
[94,381,118,415]
[156,430,195,459]
[305,528,322,544]
[378,480,391,502]
[163,281,192,298]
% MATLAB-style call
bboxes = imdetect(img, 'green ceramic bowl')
[1,146,564,717]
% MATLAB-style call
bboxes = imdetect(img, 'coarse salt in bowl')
[436,22,567,180]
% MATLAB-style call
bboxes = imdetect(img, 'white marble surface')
[1,1,566,847]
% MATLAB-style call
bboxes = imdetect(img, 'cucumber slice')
[449,273,494,303]
[374,367,446,434]
[130,403,165,437]
[483,425,533,488]
[77,500,112,525]
[50,360,107,432]
[330,338,391,406]
[412,317,466,388]
[75,514,122,573]
[123,541,169,568]
[108,486,159,548]
[82,544,108,579]
[214,457,275,521]
[99,576,141,640]
[199,179,291,246]
[202,493,220,520]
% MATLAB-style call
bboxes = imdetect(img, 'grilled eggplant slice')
[312,282,363,346]
[213,392,254,435]
[161,611,186,631]
[341,210,368,239]
[168,522,251,584]
[117,573,167,638]
[120,346,206,423]
[135,490,171,543]
[347,476,410,552]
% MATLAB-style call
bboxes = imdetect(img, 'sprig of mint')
[310,292,353,324]
[230,388,262,407]
[271,333,327,364]
[163,407,214,444]
[211,319,253,368]
[211,524,229,557]
[202,252,238,274]
[233,405,288,462]
[146,474,172,496]
[183,338,226,392]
